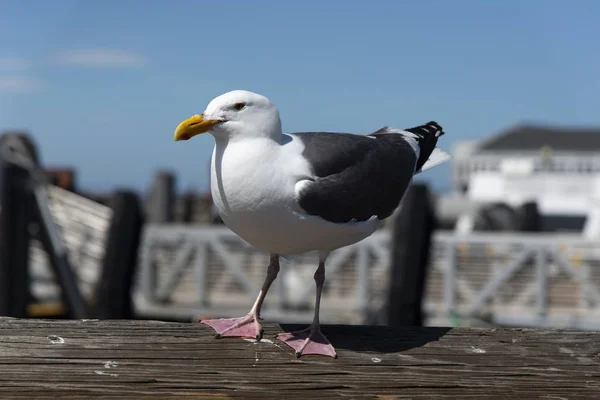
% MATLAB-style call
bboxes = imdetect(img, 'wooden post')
[0,133,40,317]
[0,132,40,166]
[0,162,32,317]
[146,171,175,223]
[94,191,144,319]
[387,183,435,327]
[176,191,195,223]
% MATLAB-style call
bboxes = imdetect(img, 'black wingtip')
[369,121,445,139]
[413,121,445,138]
[409,121,446,173]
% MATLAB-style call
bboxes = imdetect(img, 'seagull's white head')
[174,90,282,142]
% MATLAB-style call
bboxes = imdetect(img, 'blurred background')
[1,0,599,330]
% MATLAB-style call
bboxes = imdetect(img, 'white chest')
[209,138,309,239]
[211,139,299,214]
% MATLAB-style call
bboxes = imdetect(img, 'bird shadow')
[279,324,452,354]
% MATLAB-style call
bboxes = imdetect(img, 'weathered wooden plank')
[0,317,598,399]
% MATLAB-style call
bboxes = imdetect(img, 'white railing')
[134,226,600,329]
[426,232,600,329]
[134,225,391,324]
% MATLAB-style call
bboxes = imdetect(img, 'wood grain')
[0,317,598,399]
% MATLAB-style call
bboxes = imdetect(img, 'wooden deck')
[0,317,598,399]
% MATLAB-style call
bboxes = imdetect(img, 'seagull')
[174,90,450,358]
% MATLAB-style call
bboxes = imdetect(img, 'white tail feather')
[416,147,451,173]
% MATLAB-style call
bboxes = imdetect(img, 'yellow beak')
[174,114,221,141]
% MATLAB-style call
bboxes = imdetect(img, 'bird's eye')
[233,102,246,111]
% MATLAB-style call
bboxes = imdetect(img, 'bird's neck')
[213,126,283,147]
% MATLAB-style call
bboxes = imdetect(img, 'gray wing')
[291,131,418,223]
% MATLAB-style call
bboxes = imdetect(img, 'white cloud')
[0,77,46,94]
[53,49,149,68]
[0,57,31,71]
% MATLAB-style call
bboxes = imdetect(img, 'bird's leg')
[200,254,280,341]
[276,261,337,358]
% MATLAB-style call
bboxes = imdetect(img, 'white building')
[445,122,600,235]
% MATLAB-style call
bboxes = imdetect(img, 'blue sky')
[1,0,599,193]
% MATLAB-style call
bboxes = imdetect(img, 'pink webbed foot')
[277,327,337,358]
[200,314,264,340]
